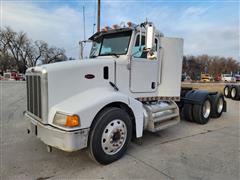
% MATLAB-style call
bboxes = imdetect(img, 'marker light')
[127,22,137,28]
[101,27,106,32]
[112,24,120,29]
[42,68,47,74]
[127,22,132,27]
[65,115,80,127]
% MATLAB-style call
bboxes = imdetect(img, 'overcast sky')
[1,0,239,60]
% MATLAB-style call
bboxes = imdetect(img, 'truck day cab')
[24,22,226,164]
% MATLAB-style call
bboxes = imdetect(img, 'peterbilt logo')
[84,74,95,79]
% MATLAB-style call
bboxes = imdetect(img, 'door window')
[132,35,146,58]
[132,35,158,60]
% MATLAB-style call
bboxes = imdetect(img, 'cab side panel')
[157,37,183,98]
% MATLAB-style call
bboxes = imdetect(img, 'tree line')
[182,55,240,80]
[0,27,67,73]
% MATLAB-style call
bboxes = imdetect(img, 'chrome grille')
[26,75,42,119]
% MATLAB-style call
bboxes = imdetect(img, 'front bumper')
[24,113,89,152]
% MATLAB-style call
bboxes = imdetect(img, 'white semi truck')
[24,22,226,164]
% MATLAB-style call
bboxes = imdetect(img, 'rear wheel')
[230,85,240,100]
[210,93,224,118]
[224,85,231,98]
[183,103,193,122]
[193,96,211,124]
[231,86,237,99]
[88,107,132,165]
[183,90,195,122]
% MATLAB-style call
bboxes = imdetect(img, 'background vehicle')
[181,74,192,82]
[24,21,226,164]
[2,71,25,81]
[200,73,212,82]
[235,74,240,81]
[10,71,23,81]
[184,75,192,82]
[222,74,236,82]
[3,72,12,80]
[17,73,25,81]
[214,74,222,81]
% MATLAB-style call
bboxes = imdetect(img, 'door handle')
[151,82,156,89]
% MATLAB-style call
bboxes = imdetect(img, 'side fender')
[48,87,144,138]
[128,97,144,138]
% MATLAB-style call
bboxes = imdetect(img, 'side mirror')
[145,23,155,50]
[79,40,92,60]
[79,41,84,60]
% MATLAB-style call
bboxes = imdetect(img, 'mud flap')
[223,99,227,112]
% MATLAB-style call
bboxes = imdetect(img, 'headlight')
[53,112,80,127]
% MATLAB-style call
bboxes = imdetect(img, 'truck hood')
[34,59,116,107]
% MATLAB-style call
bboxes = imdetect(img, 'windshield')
[90,31,132,58]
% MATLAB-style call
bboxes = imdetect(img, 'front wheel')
[88,107,132,165]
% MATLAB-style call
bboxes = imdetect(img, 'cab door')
[130,35,160,93]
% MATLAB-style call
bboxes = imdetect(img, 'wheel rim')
[101,119,127,155]
[231,88,236,98]
[224,87,228,96]
[202,100,211,118]
[217,97,224,113]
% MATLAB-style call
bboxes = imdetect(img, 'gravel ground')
[0,81,239,180]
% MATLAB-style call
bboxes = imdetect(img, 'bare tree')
[0,27,32,72]
[0,53,16,72]
[27,40,48,67]
[42,47,67,64]
[0,27,67,73]
[183,55,240,80]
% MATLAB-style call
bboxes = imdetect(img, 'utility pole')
[83,6,86,40]
[97,0,101,32]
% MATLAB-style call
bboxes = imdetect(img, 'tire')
[230,85,240,100]
[193,95,211,124]
[88,107,132,165]
[223,85,231,98]
[183,103,194,122]
[210,93,224,118]
[182,90,195,122]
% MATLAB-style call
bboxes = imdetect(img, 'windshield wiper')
[101,53,120,58]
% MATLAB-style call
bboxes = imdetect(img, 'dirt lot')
[181,82,240,93]
[1,81,239,180]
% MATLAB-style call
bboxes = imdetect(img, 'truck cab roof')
[89,22,164,41]
[89,28,132,41]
